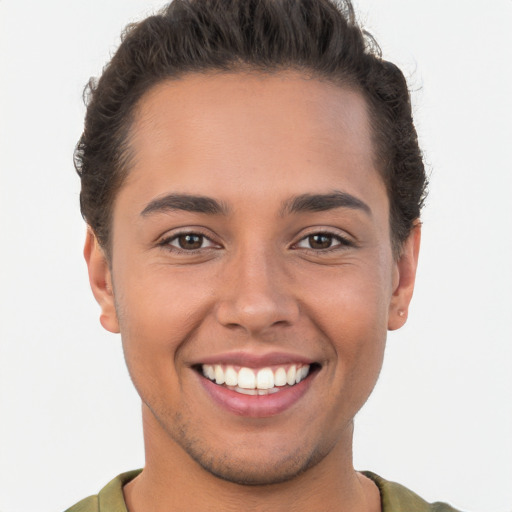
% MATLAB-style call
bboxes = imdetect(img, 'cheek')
[319,284,388,372]
[303,256,392,332]
[112,261,227,398]
[113,266,206,378]
[116,261,208,331]
[303,262,389,387]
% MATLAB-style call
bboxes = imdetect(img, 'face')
[86,72,419,485]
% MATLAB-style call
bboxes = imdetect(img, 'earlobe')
[83,228,120,334]
[388,222,421,331]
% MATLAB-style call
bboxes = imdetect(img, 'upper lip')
[191,351,317,368]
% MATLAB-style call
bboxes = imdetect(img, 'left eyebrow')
[281,191,372,217]
[140,193,229,217]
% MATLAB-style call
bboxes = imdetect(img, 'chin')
[158,409,328,487]
[186,444,325,486]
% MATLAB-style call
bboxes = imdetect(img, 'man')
[66,0,460,510]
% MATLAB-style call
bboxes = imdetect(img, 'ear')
[83,228,120,333]
[388,222,421,331]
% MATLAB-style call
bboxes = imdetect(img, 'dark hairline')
[101,68,388,260]
[76,0,426,263]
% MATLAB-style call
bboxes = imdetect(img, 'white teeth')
[274,367,287,387]
[201,363,312,393]
[203,365,215,380]
[224,366,238,386]
[295,365,309,384]
[235,386,281,396]
[235,386,257,395]
[238,367,256,389]
[286,365,296,386]
[214,365,225,385]
[256,368,274,389]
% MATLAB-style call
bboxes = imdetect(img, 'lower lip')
[198,373,315,418]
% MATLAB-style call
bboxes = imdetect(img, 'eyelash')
[157,230,354,254]
[293,232,354,252]
[158,231,219,253]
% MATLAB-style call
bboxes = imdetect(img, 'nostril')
[214,296,300,335]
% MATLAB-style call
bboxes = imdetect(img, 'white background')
[1,1,511,511]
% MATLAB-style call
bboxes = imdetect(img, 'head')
[76,0,426,261]
[80,0,425,489]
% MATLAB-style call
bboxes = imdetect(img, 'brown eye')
[162,232,218,251]
[308,234,334,249]
[161,231,219,253]
[295,232,352,251]
[176,234,204,250]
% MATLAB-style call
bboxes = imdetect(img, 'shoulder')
[362,471,463,512]
[64,470,142,512]
[64,495,98,512]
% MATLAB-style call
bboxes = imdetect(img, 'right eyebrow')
[140,193,229,217]
[281,191,372,217]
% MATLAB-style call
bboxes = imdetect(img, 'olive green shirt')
[64,470,462,511]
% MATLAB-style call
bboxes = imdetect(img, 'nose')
[214,247,299,336]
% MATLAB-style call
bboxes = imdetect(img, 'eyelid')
[292,229,355,250]
[168,234,217,249]
[157,227,222,251]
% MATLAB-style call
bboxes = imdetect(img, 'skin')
[85,71,420,512]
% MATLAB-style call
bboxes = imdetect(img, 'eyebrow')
[140,190,371,218]
[282,191,372,216]
[141,194,229,216]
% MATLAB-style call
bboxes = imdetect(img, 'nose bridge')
[215,240,298,334]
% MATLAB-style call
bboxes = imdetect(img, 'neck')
[123,406,380,512]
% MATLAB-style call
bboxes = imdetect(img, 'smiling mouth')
[198,363,319,396]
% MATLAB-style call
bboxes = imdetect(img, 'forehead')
[134,70,370,127]
[122,71,385,213]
